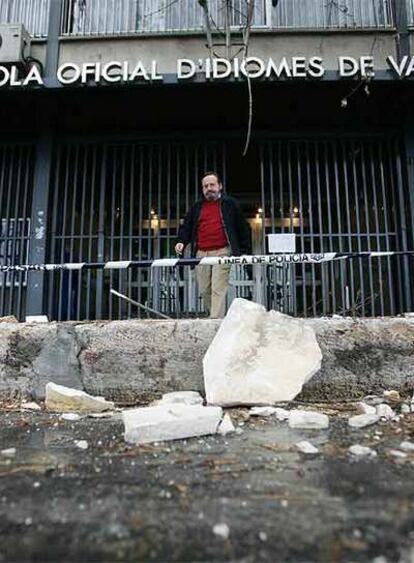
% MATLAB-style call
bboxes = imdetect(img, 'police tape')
[0,251,412,272]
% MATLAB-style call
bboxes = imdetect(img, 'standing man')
[175,171,251,318]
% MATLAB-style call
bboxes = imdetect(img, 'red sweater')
[197,200,228,251]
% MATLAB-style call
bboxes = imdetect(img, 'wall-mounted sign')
[1,55,414,88]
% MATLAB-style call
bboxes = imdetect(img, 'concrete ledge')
[0,317,413,403]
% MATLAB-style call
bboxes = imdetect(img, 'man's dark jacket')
[176,194,252,257]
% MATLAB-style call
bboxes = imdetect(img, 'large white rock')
[122,404,223,444]
[45,382,114,413]
[203,299,322,406]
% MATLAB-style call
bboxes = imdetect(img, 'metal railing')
[0,0,50,37]
[60,0,393,37]
[272,0,392,29]
[407,0,414,25]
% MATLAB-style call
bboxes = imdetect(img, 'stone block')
[122,404,223,444]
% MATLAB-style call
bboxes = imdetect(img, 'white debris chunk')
[122,404,223,444]
[356,402,377,415]
[383,390,401,403]
[389,449,407,459]
[249,406,277,417]
[274,408,290,421]
[401,404,410,414]
[212,523,230,540]
[217,413,235,436]
[21,401,41,411]
[376,403,394,420]
[399,441,414,452]
[1,447,16,457]
[348,414,380,429]
[204,299,322,406]
[74,440,88,450]
[296,441,319,454]
[61,413,81,421]
[288,410,329,430]
[45,382,114,413]
[154,391,204,406]
[349,445,377,458]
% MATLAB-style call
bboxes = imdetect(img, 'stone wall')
[0,317,413,403]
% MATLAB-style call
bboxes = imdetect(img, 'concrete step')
[0,317,413,403]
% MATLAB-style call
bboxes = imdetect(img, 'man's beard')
[205,191,220,201]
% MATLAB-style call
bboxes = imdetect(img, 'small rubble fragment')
[122,405,223,444]
[399,441,414,452]
[348,414,380,429]
[74,440,88,450]
[296,441,319,454]
[249,406,277,417]
[356,402,376,415]
[274,408,290,421]
[249,406,291,421]
[21,401,41,411]
[383,390,401,403]
[45,382,114,413]
[401,404,410,414]
[349,445,377,458]
[389,449,407,459]
[217,413,235,436]
[154,391,204,406]
[212,523,230,540]
[61,413,81,421]
[203,298,322,406]
[1,447,16,458]
[288,410,329,430]
[376,404,394,420]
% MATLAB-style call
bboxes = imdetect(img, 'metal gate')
[46,140,227,320]
[260,136,412,316]
[0,143,35,319]
[46,134,413,320]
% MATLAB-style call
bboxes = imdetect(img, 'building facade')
[0,0,413,320]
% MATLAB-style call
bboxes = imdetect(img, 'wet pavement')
[0,402,414,562]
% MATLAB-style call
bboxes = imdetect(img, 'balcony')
[61,0,393,36]
[0,0,396,39]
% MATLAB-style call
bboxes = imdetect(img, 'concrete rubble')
[203,298,322,406]
[349,445,377,458]
[389,450,408,459]
[296,441,319,454]
[45,382,114,413]
[61,413,82,421]
[0,447,16,458]
[212,523,230,540]
[399,441,414,452]
[153,391,204,406]
[288,410,329,430]
[348,413,380,428]
[122,404,224,444]
[356,402,377,415]
[74,440,88,450]
[376,403,394,420]
[248,406,290,420]
[217,413,235,436]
